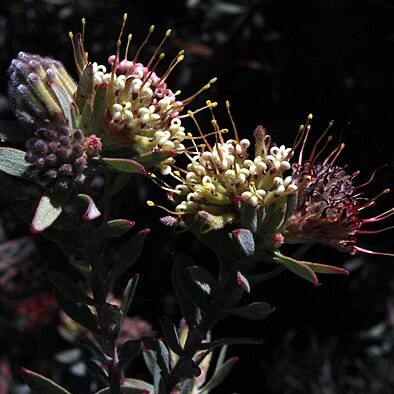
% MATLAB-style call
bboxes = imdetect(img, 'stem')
[163,258,242,393]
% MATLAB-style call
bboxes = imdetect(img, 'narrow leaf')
[187,266,222,298]
[134,150,176,169]
[93,219,136,239]
[159,316,183,355]
[302,261,350,276]
[78,194,101,221]
[0,147,29,178]
[231,228,255,257]
[198,337,264,350]
[47,271,93,305]
[102,158,147,175]
[21,368,72,394]
[90,83,108,135]
[274,252,319,286]
[54,289,98,333]
[121,274,139,315]
[198,357,238,393]
[118,340,142,370]
[80,337,109,364]
[123,378,154,393]
[227,302,274,321]
[141,337,170,375]
[96,386,151,394]
[107,229,149,284]
[86,360,108,383]
[31,191,70,233]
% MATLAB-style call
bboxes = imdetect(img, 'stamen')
[81,17,86,41]
[147,29,172,69]
[298,124,311,166]
[133,25,155,64]
[355,165,387,190]
[147,200,186,215]
[323,142,345,166]
[187,108,213,152]
[159,50,184,83]
[353,246,394,257]
[357,225,394,234]
[124,34,133,60]
[308,120,334,163]
[362,208,394,223]
[226,100,239,143]
[182,77,217,106]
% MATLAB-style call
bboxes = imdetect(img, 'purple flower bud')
[34,140,48,154]
[57,147,70,160]
[72,129,84,141]
[59,126,70,137]
[47,142,58,153]
[36,157,46,169]
[45,129,57,141]
[59,136,70,147]
[45,169,58,179]
[54,177,70,190]
[45,154,57,166]
[25,152,37,163]
[72,144,84,158]
[74,157,87,171]
[75,174,86,185]
[58,164,73,176]
[27,72,40,84]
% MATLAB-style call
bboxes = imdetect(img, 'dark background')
[1,0,394,393]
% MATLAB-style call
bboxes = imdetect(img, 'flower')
[284,116,394,258]
[8,51,77,129]
[70,14,216,174]
[153,101,298,255]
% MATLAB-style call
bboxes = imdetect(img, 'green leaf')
[46,271,93,305]
[69,256,92,278]
[90,83,108,135]
[80,337,109,364]
[141,337,170,376]
[54,289,98,333]
[106,229,150,285]
[102,157,147,175]
[31,190,70,233]
[198,337,264,350]
[198,357,238,394]
[75,63,94,112]
[227,302,274,320]
[78,194,101,221]
[86,360,108,383]
[134,150,176,169]
[172,253,203,326]
[94,219,136,239]
[301,261,349,276]
[159,316,183,355]
[273,252,319,286]
[231,228,255,257]
[21,368,72,394]
[122,379,154,393]
[96,386,151,394]
[121,274,139,315]
[187,266,222,298]
[0,147,29,178]
[118,340,142,370]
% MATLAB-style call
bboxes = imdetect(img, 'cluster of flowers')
[6,15,393,283]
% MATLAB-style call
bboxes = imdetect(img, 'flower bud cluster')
[175,133,297,215]
[8,51,76,128]
[25,126,87,190]
[92,58,186,174]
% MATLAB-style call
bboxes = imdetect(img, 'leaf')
[187,266,222,298]
[31,190,70,234]
[80,337,109,364]
[198,337,264,350]
[236,271,250,293]
[102,158,147,175]
[46,271,93,305]
[96,386,151,394]
[106,229,150,285]
[0,120,31,143]
[86,360,108,383]
[69,256,92,278]
[75,63,94,112]
[172,253,203,326]
[142,349,156,376]
[159,316,183,356]
[90,83,108,135]
[231,228,255,257]
[134,150,176,169]
[21,368,72,394]
[78,194,101,221]
[121,274,139,315]
[123,378,154,393]
[198,357,238,394]
[273,252,319,286]
[118,340,142,370]
[54,289,98,333]
[0,147,29,178]
[141,337,170,376]
[301,261,350,276]
[227,302,274,320]
[93,219,136,239]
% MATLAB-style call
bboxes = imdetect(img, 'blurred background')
[1,0,394,393]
